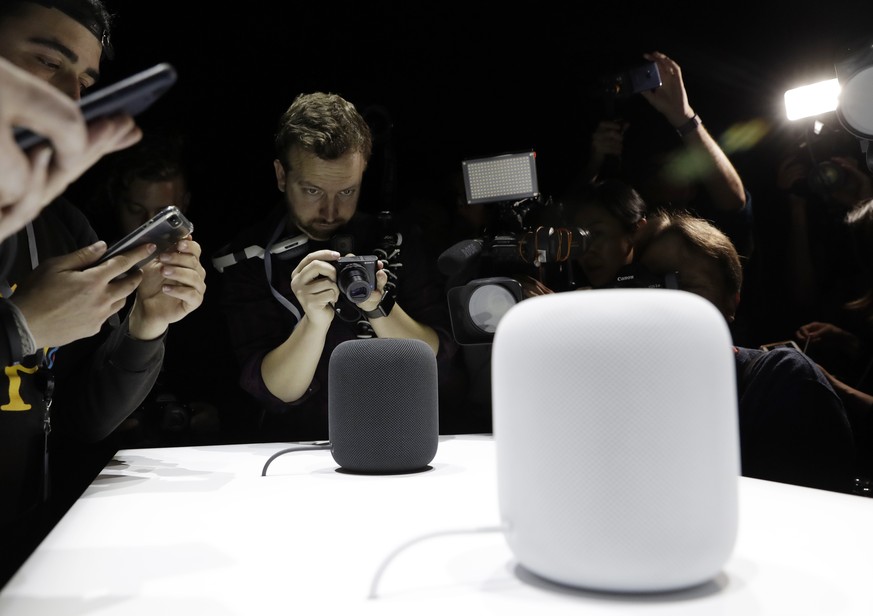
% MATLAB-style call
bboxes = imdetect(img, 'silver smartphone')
[94,205,193,275]
[14,62,178,150]
[760,340,803,353]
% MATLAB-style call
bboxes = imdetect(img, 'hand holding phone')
[14,62,177,150]
[95,206,193,277]
[0,58,142,242]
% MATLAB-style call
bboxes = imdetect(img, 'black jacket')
[0,198,164,525]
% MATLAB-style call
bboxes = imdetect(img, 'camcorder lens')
[468,284,518,333]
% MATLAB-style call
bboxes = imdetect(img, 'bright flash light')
[784,78,841,120]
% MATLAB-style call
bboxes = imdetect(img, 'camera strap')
[263,216,303,324]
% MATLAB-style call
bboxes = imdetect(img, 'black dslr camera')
[334,255,378,304]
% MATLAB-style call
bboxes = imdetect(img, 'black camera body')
[441,197,590,345]
[790,125,861,199]
[334,255,378,304]
[613,263,680,289]
[440,196,589,282]
[807,159,847,197]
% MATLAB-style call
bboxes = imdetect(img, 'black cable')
[261,442,331,476]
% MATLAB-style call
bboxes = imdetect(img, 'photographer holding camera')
[578,51,753,259]
[773,129,873,347]
[217,92,458,442]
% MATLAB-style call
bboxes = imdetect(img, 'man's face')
[573,203,636,288]
[274,146,366,241]
[117,176,190,236]
[0,3,101,100]
[639,233,737,321]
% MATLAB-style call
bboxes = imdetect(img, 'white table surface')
[0,434,870,615]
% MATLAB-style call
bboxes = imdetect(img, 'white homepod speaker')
[492,288,740,593]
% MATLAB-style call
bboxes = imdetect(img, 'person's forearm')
[681,125,746,212]
[261,314,327,403]
[826,372,873,427]
[368,304,440,355]
[54,316,164,442]
[127,298,168,340]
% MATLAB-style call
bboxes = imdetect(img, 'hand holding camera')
[291,250,386,328]
[333,255,379,304]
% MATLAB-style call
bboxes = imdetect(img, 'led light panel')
[462,152,538,205]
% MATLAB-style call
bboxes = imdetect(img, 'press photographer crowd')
[2,0,873,590]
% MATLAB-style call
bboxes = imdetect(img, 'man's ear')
[630,217,648,242]
[274,159,286,193]
[726,291,741,323]
[627,218,648,258]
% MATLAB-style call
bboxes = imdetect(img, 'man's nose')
[53,72,82,101]
[321,198,339,221]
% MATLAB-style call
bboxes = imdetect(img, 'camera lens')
[809,161,845,193]
[339,265,371,304]
[468,284,518,334]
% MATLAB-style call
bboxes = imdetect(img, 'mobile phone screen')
[14,62,178,150]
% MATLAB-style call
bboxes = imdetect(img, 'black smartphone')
[14,62,178,150]
[94,205,193,276]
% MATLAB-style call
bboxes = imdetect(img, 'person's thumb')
[60,240,107,269]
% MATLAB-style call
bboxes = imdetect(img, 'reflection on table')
[0,434,870,615]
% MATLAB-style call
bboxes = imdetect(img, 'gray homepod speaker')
[491,288,740,593]
[328,338,439,474]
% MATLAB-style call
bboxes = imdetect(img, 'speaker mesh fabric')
[492,289,739,592]
[329,338,439,473]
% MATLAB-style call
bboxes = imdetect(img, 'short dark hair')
[105,131,190,199]
[637,209,743,297]
[0,0,115,59]
[274,92,373,170]
[85,130,191,218]
[565,179,647,232]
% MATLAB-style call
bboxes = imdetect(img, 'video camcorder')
[440,152,680,346]
[440,152,590,345]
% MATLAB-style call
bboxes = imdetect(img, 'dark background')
[61,0,873,439]
[69,0,873,254]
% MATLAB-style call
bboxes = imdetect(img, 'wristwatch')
[363,286,396,319]
[675,113,702,137]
